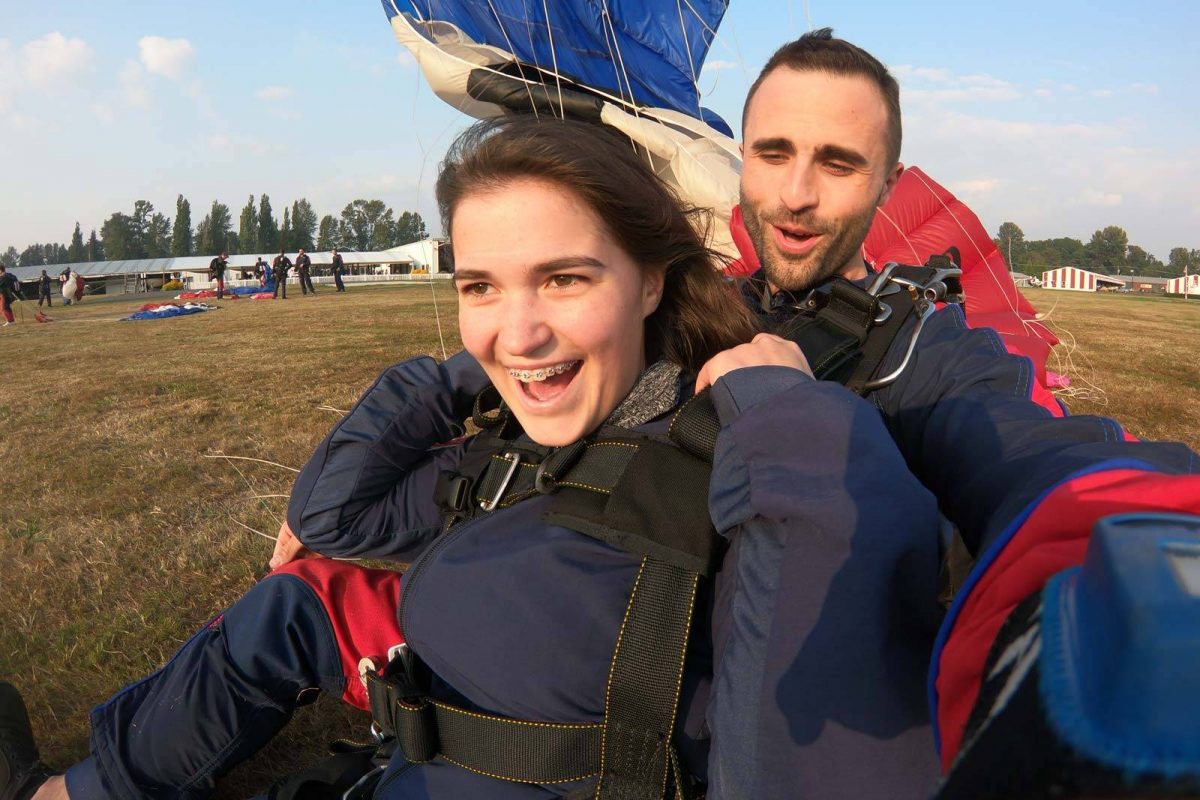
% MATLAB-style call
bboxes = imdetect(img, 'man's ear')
[642,267,666,317]
[878,162,905,208]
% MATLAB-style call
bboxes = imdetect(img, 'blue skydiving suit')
[62,350,944,799]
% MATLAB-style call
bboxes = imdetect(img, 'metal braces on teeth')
[510,362,576,382]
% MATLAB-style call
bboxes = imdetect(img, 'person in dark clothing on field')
[271,250,291,299]
[37,270,52,307]
[331,247,346,292]
[254,257,268,287]
[0,265,24,326]
[209,252,228,300]
[295,248,316,295]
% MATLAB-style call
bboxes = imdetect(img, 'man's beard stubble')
[739,193,879,293]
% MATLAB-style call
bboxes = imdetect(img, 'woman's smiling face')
[453,179,664,447]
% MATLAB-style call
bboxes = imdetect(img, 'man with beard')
[713,28,1200,799]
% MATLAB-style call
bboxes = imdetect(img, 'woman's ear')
[642,266,666,317]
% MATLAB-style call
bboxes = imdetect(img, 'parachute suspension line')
[539,0,567,118]
[429,273,448,360]
[872,207,925,264]
[598,0,656,170]
[674,0,704,120]
[680,0,754,83]
[905,169,1052,344]
[484,0,542,120]
[204,452,288,530]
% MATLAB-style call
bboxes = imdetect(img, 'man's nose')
[779,162,819,213]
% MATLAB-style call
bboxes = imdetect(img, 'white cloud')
[950,178,1001,197]
[1130,82,1159,95]
[701,59,739,73]
[21,32,92,87]
[138,36,196,80]
[1088,89,1113,99]
[396,50,416,69]
[90,102,115,125]
[1080,188,1122,207]
[1033,88,1052,98]
[255,85,294,101]
[894,64,1020,104]
[120,60,150,107]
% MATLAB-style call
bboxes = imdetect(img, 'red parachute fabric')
[726,166,1059,395]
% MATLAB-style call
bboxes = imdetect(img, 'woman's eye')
[550,274,580,288]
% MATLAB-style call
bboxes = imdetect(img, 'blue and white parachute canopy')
[381,0,732,134]
[381,0,743,256]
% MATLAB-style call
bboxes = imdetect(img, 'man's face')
[740,68,902,292]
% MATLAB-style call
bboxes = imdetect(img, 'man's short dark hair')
[742,28,902,167]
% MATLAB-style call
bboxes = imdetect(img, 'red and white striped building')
[1040,266,1125,292]
[1166,274,1200,296]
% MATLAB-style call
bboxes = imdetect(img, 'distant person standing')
[295,248,316,296]
[331,247,346,292]
[0,265,23,327]
[37,270,52,307]
[272,249,291,299]
[209,252,228,300]
[59,266,73,306]
[254,257,268,287]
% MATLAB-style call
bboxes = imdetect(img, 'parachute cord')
[599,0,655,170]
[902,169,1054,345]
[484,0,542,120]
[539,0,566,118]
[674,0,703,120]
[429,273,448,360]
[679,0,754,83]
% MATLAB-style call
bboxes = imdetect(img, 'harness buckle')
[479,452,522,511]
[433,472,472,513]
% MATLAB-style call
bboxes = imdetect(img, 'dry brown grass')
[0,284,1196,796]
[0,283,461,796]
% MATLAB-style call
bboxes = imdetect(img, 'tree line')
[994,222,1198,278]
[0,195,428,269]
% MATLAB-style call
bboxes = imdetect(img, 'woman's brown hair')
[436,116,760,372]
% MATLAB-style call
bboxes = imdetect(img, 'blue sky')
[1,1,1197,260]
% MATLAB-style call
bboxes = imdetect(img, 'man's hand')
[269,520,323,570]
[694,333,813,393]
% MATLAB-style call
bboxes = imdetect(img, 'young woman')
[7,117,940,800]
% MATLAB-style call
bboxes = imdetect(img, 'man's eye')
[550,274,581,288]
[459,282,490,296]
[759,152,788,164]
[825,163,853,175]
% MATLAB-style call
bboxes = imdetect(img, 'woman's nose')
[497,297,553,356]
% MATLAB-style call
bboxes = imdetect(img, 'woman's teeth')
[508,361,578,382]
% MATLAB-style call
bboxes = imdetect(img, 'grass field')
[1,283,1197,796]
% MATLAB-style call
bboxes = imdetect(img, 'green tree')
[316,214,340,250]
[1024,237,1085,272]
[86,229,103,261]
[238,195,258,254]
[208,200,233,254]
[290,199,318,251]
[339,199,394,251]
[18,244,45,267]
[128,200,156,259]
[993,222,1026,271]
[67,222,85,263]
[195,216,212,256]
[101,213,134,261]
[258,194,279,253]
[145,213,172,258]
[280,207,292,251]
[1168,247,1196,278]
[0,246,18,267]
[171,195,193,256]
[1124,246,1165,276]
[395,211,428,246]
[1084,225,1128,273]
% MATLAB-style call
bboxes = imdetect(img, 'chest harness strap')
[766,252,963,394]
[367,393,719,798]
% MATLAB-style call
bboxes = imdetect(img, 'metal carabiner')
[479,452,522,511]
